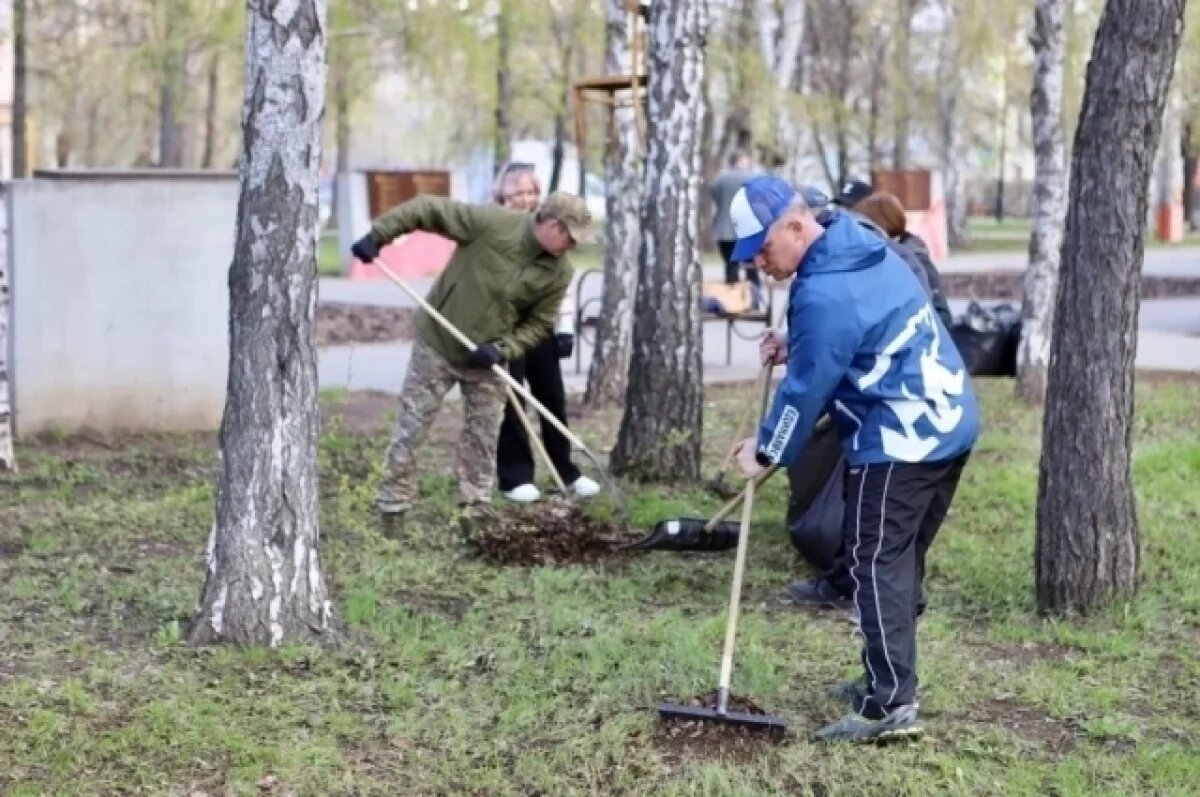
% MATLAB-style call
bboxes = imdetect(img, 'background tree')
[610,0,707,481]
[1016,0,1069,404]
[188,0,333,646]
[1035,0,1188,615]
[0,207,12,473]
[584,0,642,407]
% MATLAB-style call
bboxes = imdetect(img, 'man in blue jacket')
[730,175,980,743]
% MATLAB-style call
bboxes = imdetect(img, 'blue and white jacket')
[756,212,980,468]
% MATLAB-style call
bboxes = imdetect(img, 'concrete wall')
[7,170,237,436]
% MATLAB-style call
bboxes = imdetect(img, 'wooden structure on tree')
[571,0,649,155]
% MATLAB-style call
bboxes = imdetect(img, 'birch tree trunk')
[494,0,512,168]
[0,190,14,473]
[936,3,971,250]
[1036,0,1187,616]
[188,0,332,646]
[892,0,917,171]
[584,0,642,407]
[754,0,805,178]
[610,0,707,481]
[1017,0,1069,405]
[12,0,27,179]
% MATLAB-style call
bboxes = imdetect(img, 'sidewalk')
[318,247,1200,395]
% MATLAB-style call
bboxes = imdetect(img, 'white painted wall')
[7,171,237,436]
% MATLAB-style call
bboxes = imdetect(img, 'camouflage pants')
[376,337,507,513]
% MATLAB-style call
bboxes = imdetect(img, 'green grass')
[3,378,1200,795]
[963,216,1200,253]
[318,232,343,276]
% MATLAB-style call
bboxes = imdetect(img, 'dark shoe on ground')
[788,578,853,609]
[814,704,922,743]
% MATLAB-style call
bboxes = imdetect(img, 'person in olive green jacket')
[350,192,589,535]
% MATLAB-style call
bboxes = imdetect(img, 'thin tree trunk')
[549,111,566,192]
[201,53,221,169]
[188,0,333,647]
[334,58,350,173]
[754,0,805,178]
[866,34,886,176]
[585,0,642,407]
[12,0,27,178]
[0,188,14,473]
[549,47,571,193]
[1036,0,1187,616]
[1182,120,1198,230]
[494,0,512,168]
[610,0,707,481]
[936,5,970,249]
[1017,0,1068,404]
[158,39,186,166]
[892,0,914,171]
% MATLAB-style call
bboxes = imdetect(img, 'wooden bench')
[570,269,777,374]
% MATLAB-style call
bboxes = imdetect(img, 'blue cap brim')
[729,231,765,263]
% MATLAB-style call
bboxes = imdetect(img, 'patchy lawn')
[2,377,1199,796]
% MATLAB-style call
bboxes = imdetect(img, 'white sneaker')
[503,483,541,503]
[568,476,601,498]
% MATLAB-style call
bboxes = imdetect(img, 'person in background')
[491,162,599,503]
[834,181,952,327]
[730,175,979,742]
[350,189,589,538]
[709,151,763,304]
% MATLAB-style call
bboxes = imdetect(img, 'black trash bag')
[950,301,1021,377]
[621,518,742,552]
[786,420,846,571]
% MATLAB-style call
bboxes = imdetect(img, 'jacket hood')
[799,211,888,276]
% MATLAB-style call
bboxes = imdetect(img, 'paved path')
[318,247,1200,395]
[938,246,1200,277]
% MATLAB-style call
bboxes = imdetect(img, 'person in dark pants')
[729,175,979,743]
[709,151,761,287]
[491,162,599,502]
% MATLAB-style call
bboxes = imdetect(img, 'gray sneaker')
[814,704,922,743]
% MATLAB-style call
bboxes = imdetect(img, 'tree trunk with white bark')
[187,0,333,646]
[610,0,707,481]
[754,0,805,178]
[1036,0,1188,616]
[584,0,643,407]
[0,188,14,473]
[1017,0,1069,405]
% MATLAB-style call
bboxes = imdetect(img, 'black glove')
[554,332,574,359]
[351,232,381,263]
[468,342,505,369]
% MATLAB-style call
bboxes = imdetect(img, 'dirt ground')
[651,691,788,764]
[317,303,415,346]
[471,499,648,566]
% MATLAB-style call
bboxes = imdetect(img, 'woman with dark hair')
[490,162,599,502]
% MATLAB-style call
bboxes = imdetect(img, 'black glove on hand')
[351,233,381,263]
[554,332,574,359]
[468,342,505,369]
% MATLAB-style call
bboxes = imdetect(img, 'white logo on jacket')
[857,305,966,462]
[766,406,800,460]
